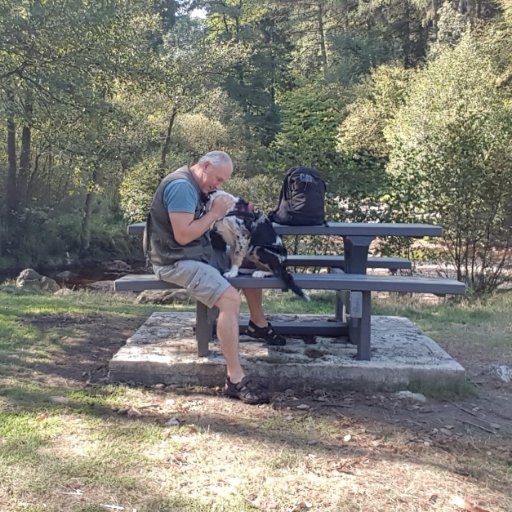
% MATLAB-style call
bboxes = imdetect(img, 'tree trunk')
[402,2,412,68]
[5,89,18,214]
[80,167,99,252]
[18,91,33,208]
[6,116,17,214]
[161,107,178,168]
[431,0,438,40]
[317,2,328,76]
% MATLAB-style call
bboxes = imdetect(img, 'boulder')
[16,268,60,293]
[55,270,76,281]
[135,289,194,305]
[102,260,132,272]
[88,280,115,293]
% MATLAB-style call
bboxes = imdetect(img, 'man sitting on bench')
[144,150,284,405]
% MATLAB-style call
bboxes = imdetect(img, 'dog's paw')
[251,270,272,278]
[223,269,239,278]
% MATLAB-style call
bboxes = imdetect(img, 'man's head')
[191,151,233,194]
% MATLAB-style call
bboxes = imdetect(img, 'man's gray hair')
[198,150,232,168]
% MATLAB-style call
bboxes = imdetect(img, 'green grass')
[372,292,512,348]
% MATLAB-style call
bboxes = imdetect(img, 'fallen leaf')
[451,496,491,512]
[49,396,69,404]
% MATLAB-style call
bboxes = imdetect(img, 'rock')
[87,280,115,292]
[55,270,75,280]
[40,276,60,292]
[16,268,41,282]
[135,289,193,305]
[102,259,131,272]
[395,390,427,402]
[16,268,60,293]
[493,365,512,383]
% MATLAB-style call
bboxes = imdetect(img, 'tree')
[204,0,293,145]
[269,81,346,188]
[0,0,156,256]
[385,34,512,293]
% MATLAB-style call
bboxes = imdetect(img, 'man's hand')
[169,194,235,246]
[210,195,235,220]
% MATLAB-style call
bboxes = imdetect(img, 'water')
[0,267,141,290]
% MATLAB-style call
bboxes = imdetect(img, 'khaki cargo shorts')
[153,251,231,309]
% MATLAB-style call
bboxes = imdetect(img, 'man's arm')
[170,195,234,246]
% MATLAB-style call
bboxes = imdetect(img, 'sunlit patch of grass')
[258,289,337,315]
[373,291,512,348]
[0,411,64,464]
[68,386,126,408]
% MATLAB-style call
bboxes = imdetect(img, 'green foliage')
[328,32,400,85]
[119,156,167,224]
[385,34,512,293]
[269,82,347,189]
[337,64,413,158]
[205,1,289,145]
[334,64,414,220]
[222,174,281,214]
[173,113,240,161]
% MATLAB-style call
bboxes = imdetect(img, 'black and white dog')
[207,190,309,301]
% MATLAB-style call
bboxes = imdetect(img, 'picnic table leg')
[349,291,372,360]
[195,302,213,357]
[343,235,374,347]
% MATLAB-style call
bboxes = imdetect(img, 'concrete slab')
[108,312,465,391]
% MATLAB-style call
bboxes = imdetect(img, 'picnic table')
[117,221,465,360]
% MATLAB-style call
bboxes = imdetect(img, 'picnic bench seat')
[114,272,465,360]
[285,255,411,270]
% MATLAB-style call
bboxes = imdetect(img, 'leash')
[225,200,257,230]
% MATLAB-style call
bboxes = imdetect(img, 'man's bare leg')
[215,286,244,383]
[216,286,269,404]
[243,288,286,346]
[243,288,267,327]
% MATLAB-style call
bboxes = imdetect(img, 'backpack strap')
[269,168,293,219]
[281,166,299,201]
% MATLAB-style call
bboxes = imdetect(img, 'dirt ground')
[24,311,512,442]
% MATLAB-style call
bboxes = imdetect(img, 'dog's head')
[207,190,256,228]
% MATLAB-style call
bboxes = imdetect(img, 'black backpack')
[269,166,326,225]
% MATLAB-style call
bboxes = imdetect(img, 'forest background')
[1,0,511,295]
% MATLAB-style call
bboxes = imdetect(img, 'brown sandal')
[246,320,286,346]
[224,376,270,404]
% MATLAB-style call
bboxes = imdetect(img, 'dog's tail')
[278,267,310,301]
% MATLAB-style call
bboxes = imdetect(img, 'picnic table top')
[128,221,443,237]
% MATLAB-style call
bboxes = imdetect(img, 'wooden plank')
[114,273,465,295]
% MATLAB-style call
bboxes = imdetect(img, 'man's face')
[200,160,233,193]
